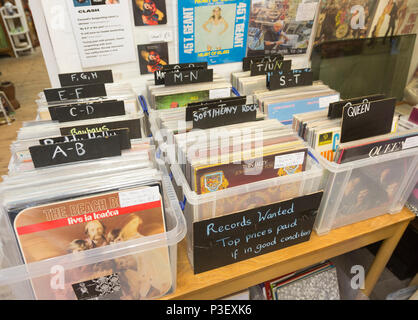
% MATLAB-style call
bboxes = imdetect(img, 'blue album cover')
[178,0,251,65]
[268,93,340,125]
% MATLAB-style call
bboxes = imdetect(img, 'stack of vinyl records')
[153,96,266,135]
[254,82,340,125]
[146,77,232,111]
[293,94,418,163]
[0,80,182,300]
[262,261,340,300]
[170,119,313,221]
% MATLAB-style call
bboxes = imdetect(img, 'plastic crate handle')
[231,87,240,97]
[138,95,149,116]
[180,196,186,211]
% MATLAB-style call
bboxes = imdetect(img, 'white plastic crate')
[170,153,324,269]
[0,162,186,300]
[312,147,418,235]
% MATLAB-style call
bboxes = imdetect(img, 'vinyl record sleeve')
[7,184,173,300]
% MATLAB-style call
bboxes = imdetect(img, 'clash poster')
[178,0,251,65]
[247,0,319,57]
[314,0,379,43]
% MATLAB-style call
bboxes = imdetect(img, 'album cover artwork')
[10,186,172,300]
[132,0,167,26]
[336,132,418,164]
[247,0,317,57]
[338,161,406,221]
[155,90,210,110]
[178,0,251,65]
[138,43,169,75]
[314,0,379,44]
[369,0,418,37]
[194,149,308,195]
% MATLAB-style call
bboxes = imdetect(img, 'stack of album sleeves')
[0,81,186,300]
[292,94,418,235]
[231,56,341,126]
[261,261,340,300]
[167,120,324,269]
[146,68,235,141]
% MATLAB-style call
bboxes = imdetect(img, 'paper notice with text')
[67,0,136,68]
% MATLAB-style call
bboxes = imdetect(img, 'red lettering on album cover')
[16,201,161,236]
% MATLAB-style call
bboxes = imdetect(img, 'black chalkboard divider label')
[340,98,396,143]
[242,54,284,71]
[328,94,385,119]
[186,97,248,122]
[29,135,122,168]
[164,69,214,86]
[60,119,142,140]
[154,62,208,85]
[44,84,107,104]
[193,103,257,130]
[192,191,323,274]
[267,68,313,90]
[58,70,114,87]
[39,128,131,150]
[250,59,292,76]
[49,100,126,123]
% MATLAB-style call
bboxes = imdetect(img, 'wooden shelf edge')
[161,208,415,300]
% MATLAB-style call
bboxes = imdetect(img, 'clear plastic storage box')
[312,147,418,235]
[170,152,324,268]
[0,162,186,300]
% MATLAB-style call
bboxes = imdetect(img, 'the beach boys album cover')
[178,0,251,65]
[247,0,319,57]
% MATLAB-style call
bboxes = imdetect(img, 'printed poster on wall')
[67,0,137,68]
[369,0,418,38]
[178,0,251,65]
[247,0,319,57]
[314,0,379,44]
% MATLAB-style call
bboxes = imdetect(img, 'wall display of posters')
[247,0,319,57]
[178,0,251,65]
[369,0,418,38]
[132,0,167,26]
[137,42,169,75]
[67,0,137,68]
[314,0,379,44]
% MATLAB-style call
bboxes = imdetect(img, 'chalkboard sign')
[49,100,125,123]
[58,70,114,87]
[44,84,107,104]
[192,191,323,274]
[193,104,257,130]
[243,54,283,71]
[250,59,291,76]
[154,62,207,85]
[328,94,385,119]
[186,97,248,122]
[187,96,246,107]
[60,119,142,139]
[164,69,213,86]
[39,128,131,150]
[340,98,396,143]
[29,136,122,168]
[267,69,313,90]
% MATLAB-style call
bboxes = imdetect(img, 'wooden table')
[162,207,415,300]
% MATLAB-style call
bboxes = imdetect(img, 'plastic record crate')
[0,162,186,300]
[170,151,324,269]
[312,146,418,235]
